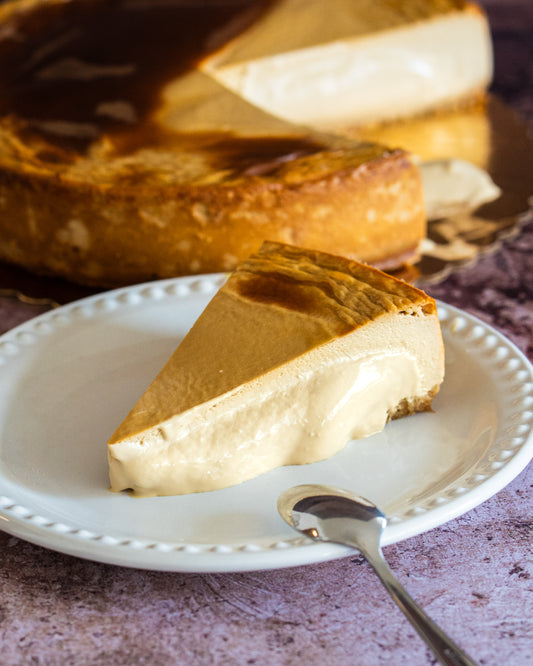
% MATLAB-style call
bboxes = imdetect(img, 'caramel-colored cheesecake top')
[109,242,437,444]
[234,242,437,328]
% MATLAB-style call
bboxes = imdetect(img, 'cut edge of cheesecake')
[107,242,445,497]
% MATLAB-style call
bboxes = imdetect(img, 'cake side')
[344,100,491,167]
[0,131,424,285]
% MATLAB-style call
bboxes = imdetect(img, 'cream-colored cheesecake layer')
[108,242,444,496]
[205,3,492,128]
[108,310,443,497]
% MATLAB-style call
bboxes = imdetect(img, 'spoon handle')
[365,549,477,666]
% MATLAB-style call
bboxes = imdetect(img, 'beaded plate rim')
[0,274,531,572]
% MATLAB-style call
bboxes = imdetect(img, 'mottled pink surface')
[1,1,532,664]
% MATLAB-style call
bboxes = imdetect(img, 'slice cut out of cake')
[108,242,445,497]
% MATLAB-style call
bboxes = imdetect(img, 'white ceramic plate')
[0,275,532,572]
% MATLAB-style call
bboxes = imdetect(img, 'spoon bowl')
[278,484,386,554]
[278,484,477,666]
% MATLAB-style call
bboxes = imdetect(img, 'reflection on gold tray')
[0,96,531,307]
[351,96,533,286]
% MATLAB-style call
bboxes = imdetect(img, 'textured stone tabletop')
[0,1,532,664]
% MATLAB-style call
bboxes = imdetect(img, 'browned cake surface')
[0,0,425,286]
[233,241,437,335]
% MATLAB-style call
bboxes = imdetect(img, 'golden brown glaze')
[233,242,437,324]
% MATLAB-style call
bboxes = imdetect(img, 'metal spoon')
[278,484,477,666]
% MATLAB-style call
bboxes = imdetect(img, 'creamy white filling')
[110,354,419,495]
[109,349,426,496]
[205,13,492,127]
[109,310,444,496]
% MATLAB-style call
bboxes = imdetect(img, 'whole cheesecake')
[0,0,426,287]
[108,242,445,497]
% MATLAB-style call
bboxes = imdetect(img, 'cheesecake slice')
[205,0,493,129]
[108,242,445,497]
